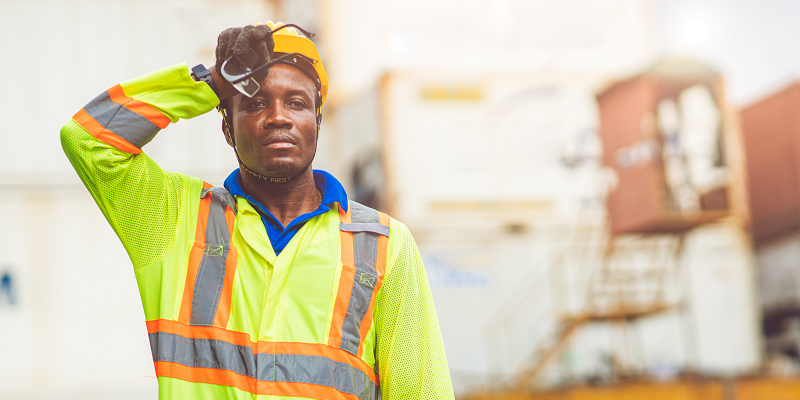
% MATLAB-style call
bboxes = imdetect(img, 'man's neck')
[239,167,320,227]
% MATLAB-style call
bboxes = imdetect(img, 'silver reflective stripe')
[83,91,160,148]
[190,189,232,326]
[150,332,256,377]
[258,353,377,400]
[148,332,378,400]
[339,201,381,354]
[339,222,390,237]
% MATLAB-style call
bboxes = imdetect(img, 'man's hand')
[215,24,275,84]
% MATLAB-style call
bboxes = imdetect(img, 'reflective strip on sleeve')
[73,84,170,153]
[106,85,171,129]
[330,201,391,356]
[73,108,141,154]
[180,185,238,327]
[147,319,378,399]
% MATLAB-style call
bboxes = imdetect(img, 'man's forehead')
[258,64,316,95]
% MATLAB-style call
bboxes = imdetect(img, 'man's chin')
[253,161,308,179]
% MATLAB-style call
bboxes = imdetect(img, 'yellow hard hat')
[263,21,329,108]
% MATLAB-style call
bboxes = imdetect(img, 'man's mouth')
[266,142,294,149]
[262,132,297,148]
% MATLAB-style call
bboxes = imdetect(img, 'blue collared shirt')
[223,168,349,255]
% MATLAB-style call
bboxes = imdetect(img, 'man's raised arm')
[60,63,221,270]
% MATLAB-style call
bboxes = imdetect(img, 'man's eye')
[247,100,267,108]
[289,100,307,109]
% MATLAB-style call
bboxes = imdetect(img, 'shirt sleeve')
[60,62,219,270]
[375,221,455,399]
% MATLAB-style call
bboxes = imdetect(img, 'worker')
[61,21,454,400]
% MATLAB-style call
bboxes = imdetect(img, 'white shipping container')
[0,185,157,399]
[327,69,761,395]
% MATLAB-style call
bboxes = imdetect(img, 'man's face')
[228,64,318,178]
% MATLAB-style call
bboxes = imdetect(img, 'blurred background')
[2,0,800,399]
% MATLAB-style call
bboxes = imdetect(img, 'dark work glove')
[215,24,276,83]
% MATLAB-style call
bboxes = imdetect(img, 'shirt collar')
[223,168,349,212]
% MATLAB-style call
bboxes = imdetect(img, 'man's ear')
[222,118,235,147]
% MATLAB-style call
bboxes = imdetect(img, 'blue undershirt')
[223,169,349,255]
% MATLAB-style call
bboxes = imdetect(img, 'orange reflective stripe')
[178,188,212,324]
[147,319,255,349]
[330,203,355,347]
[177,244,204,324]
[375,211,390,283]
[107,84,171,129]
[212,246,237,328]
[72,109,142,154]
[269,381,362,400]
[155,361,256,394]
[156,362,365,399]
[339,203,354,265]
[355,211,390,358]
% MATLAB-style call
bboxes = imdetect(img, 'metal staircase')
[511,231,688,393]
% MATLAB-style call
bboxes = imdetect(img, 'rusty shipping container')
[741,83,800,242]
[597,61,731,235]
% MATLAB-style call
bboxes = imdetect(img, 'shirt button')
[273,224,280,230]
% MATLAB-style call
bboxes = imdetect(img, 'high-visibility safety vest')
[61,62,455,400]
[148,184,389,399]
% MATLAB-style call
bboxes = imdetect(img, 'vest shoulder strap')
[201,186,238,215]
[178,183,238,327]
[330,201,391,357]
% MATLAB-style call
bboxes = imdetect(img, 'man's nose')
[263,104,293,129]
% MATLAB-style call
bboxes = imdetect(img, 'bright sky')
[654,0,800,105]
